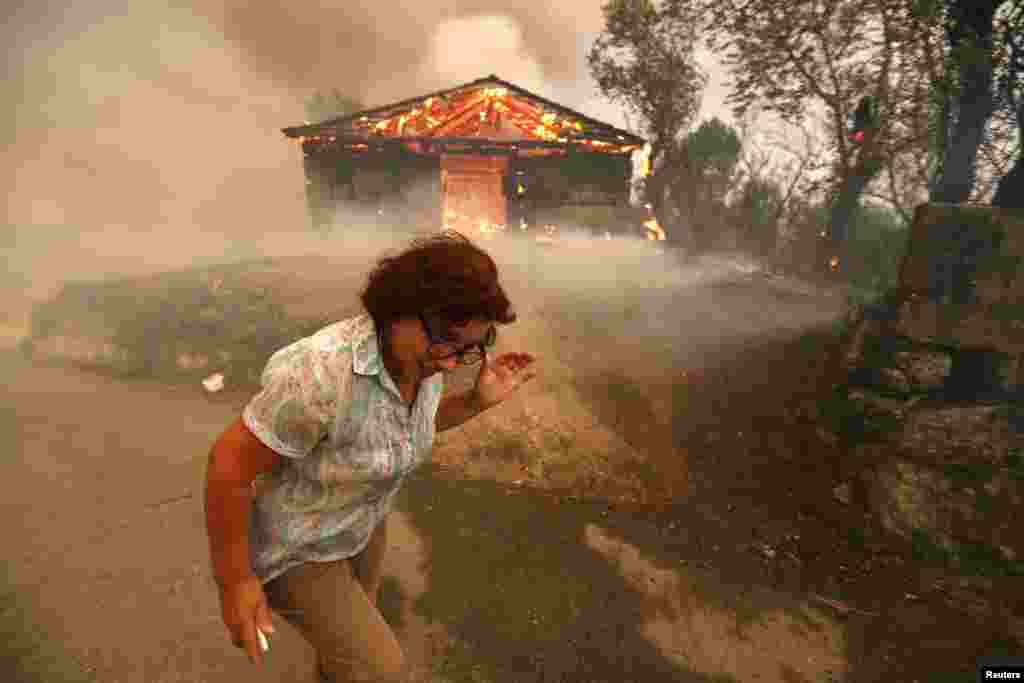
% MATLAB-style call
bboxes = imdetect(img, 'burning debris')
[643,216,666,242]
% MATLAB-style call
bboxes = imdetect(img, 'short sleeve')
[242,338,350,459]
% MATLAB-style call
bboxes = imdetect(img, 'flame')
[375,120,390,131]
[533,125,558,141]
[643,217,666,241]
[829,256,840,271]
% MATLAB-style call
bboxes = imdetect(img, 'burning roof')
[283,75,646,155]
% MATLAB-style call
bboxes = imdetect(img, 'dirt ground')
[2,260,1021,682]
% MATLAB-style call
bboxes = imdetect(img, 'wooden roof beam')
[429,97,489,137]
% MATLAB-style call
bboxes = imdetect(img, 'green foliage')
[29,262,333,383]
[846,526,867,550]
[732,175,784,256]
[910,529,1024,577]
[818,387,902,446]
[683,118,742,169]
[304,88,365,124]
[674,117,742,205]
[943,462,997,484]
[911,529,950,563]
[1005,448,1024,481]
[845,205,909,294]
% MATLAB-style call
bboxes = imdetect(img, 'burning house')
[282,75,648,238]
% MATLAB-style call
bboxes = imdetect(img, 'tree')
[304,89,366,125]
[941,0,1024,400]
[732,109,827,266]
[732,175,785,259]
[707,0,945,274]
[588,0,707,253]
[925,0,1004,204]
[991,0,1024,207]
[668,117,742,251]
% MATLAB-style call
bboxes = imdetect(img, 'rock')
[894,350,952,391]
[895,204,1024,355]
[865,460,954,546]
[862,444,1024,563]
[876,367,910,393]
[852,389,909,419]
[875,403,1024,467]
[833,482,853,505]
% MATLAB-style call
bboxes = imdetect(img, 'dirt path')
[1,260,1019,682]
[4,347,1015,683]
[0,347,844,683]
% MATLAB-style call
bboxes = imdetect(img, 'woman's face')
[419,316,495,375]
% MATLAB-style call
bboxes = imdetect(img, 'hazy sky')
[3,0,735,235]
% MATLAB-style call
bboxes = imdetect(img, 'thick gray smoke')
[2,0,840,360]
[2,0,605,233]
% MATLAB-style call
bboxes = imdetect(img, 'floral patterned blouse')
[242,313,444,585]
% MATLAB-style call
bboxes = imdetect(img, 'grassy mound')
[24,257,335,385]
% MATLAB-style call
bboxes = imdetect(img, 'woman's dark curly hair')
[360,230,516,332]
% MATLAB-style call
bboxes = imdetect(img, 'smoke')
[2,0,609,242]
[187,1,599,97]
[2,0,840,361]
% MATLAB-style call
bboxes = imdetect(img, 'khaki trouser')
[264,518,406,682]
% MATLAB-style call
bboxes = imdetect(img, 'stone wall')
[894,203,1024,355]
[838,203,1024,575]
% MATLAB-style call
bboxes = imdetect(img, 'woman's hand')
[218,575,275,667]
[474,352,537,408]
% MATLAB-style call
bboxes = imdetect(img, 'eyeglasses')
[419,313,496,366]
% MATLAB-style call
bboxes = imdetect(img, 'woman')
[204,230,537,681]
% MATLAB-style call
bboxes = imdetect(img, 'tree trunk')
[932,1,1003,400]
[944,151,1021,399]
[951,148,1024,398]
[930,1,998,203]
[991,153,1024,209]
[826,159,883,271]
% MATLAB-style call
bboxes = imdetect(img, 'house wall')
[303,145,634,233]
[304,147,441,231]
